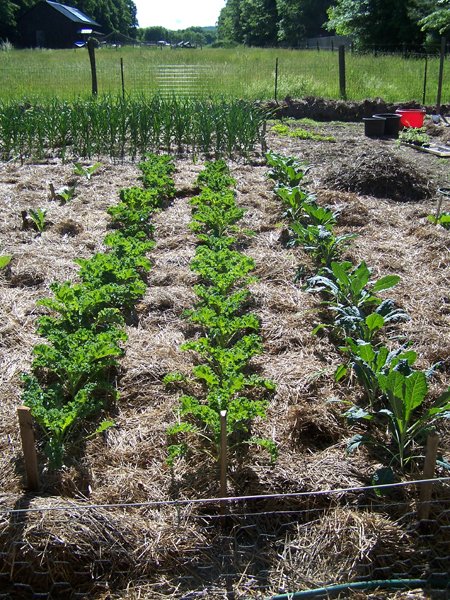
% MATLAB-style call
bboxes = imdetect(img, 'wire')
[1,476,449,516]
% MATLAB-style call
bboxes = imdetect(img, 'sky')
[134,0,227,30]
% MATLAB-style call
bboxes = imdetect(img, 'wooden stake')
[17,406,40,491]
[418,431,439,521]
[219,410,227,500]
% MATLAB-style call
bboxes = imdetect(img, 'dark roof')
[46,1,100,27]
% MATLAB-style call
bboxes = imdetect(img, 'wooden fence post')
[220,410,227,500]
[17,406,40,491]
[418,431,439,521]
[87,37,98,96]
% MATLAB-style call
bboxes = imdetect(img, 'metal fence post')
[87,37,98,96]
[436,37,446,112]
[339,45,346,100]
[274,57,279,103]
[422,55,428,106]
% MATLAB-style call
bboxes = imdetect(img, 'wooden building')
[19,1,101,49]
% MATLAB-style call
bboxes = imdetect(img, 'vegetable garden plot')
[0,120,449,597]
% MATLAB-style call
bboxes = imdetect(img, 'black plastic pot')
[363,117,385,137]
[373,113,401,137]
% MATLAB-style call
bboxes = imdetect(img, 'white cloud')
[134,0,226,30]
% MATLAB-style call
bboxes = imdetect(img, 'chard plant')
[49,183,76,204]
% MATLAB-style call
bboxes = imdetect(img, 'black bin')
[373,113,401,138]
[363,116,385,137]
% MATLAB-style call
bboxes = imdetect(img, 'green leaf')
[347,433,371,453]
[0,255,12,269]
[334,363,348,382]
[365,312,385,334]
[344,406,372,421]
[372,275,401,293]
[371,467,396,496]
[85,419,115,439]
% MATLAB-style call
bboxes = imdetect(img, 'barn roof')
[46,1,100,27]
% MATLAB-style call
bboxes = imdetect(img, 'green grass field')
[0,45,448,103]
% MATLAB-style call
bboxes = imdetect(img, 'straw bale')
[270,506,414,591]
[0,495,207,596]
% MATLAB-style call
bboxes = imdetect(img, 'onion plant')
[0,96,267,161]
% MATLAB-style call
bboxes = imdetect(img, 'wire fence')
[0,46,448,103]
[1,478,449,598]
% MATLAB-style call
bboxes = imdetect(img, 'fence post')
[87,37,98,96]
[120,57,125,99]
[17,406,40,492]
[436,36,446,112]
[339,45,346,100]
[418,431,439,521]
[422,55,428,106]
[274,57,279,103]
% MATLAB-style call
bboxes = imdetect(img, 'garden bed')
[0,119,449,598]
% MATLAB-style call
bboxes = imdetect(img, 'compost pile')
[321,146,434,201]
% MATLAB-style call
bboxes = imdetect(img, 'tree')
[325,0,426,50]
[277,0,331,46]
[239,0,278,46]
[0,0,35,43]
[218,0,244,44]
[74,0,138,36]
[138,26,170,43]
[419,0,450,35]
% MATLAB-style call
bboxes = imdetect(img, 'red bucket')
[395,108,426,128]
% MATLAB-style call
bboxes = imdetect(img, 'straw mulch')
[0,123,449,598]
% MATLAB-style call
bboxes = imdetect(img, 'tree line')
[1,0,449,50]
[217,0,450,50]
[0,0,138,43]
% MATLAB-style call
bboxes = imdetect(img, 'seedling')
[28,208,47,233]
[73,161,102,180]
[49,183,77,204]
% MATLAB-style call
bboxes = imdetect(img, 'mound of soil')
[261,97,423,122]
[321,146,433,201]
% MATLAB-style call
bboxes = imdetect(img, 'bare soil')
[0,118,449,598]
